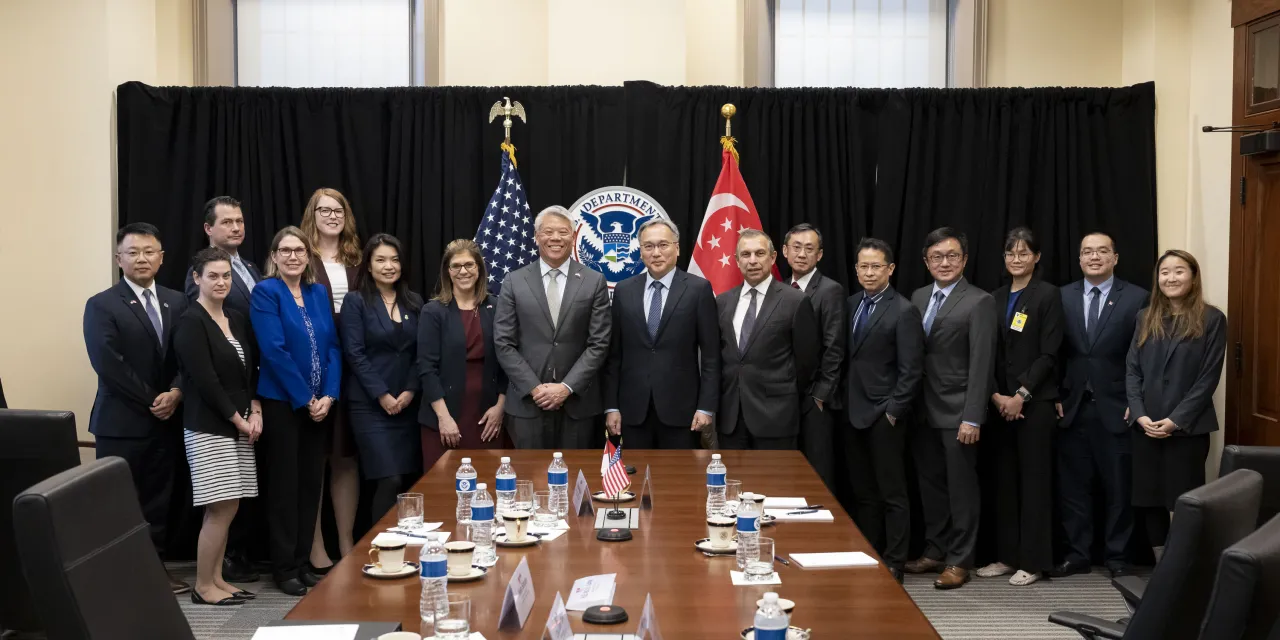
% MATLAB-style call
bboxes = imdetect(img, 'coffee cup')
[502,510,531,542]
[707,516,736,548]
[444,540,476,576]
[367,537,407,572]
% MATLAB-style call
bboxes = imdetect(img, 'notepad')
[372,531,450,547]
[761,497,808,509]
[788,552,879,568]
[763,508,834,522]
[250,625,358,640]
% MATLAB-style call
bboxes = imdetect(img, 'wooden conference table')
[287,450,939,638]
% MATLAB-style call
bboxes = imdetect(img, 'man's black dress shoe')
[889,567,905,584]
[223,555,260,582]
[1048,559,1093,578]
[298,569,321,587]
[276,578,308,596]
[1108,563,1134,578]
[191,591,244,606]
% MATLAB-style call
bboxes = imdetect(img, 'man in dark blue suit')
[83,222,190,593]
[185,196,262,317]
[604,219,720,448]
[1051,231,1148,579]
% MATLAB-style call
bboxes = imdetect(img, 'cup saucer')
[741,626,811,639]
[759,514,777,526]
[695,538,737,555]
[494,532,539,547]
[361,561,418,579]
[446,565,488,582]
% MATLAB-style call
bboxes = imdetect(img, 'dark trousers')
[990,401,1055,573]
[912,424,980,568]
[1057,398,1133,568]
[508,411,596,449]
[96,431,177,555]
[799,401,836,490]
[846,414,910,569]
[625,399,703,449]
[721,414,798,450]
[261,399,328,581]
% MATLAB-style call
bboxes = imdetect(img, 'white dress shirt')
[323,261,348,312]
[791,269,817,292]
[540,258,570,310]
[733,279,772,345]
[643,268,677,322]
[123,277,162,334]
[1083,276,1114,328]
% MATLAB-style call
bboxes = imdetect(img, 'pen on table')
[785,508,822,515]
[774,555,791,566]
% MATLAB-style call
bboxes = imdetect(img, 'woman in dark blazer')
[341,234,425,518]
[174,247,261,606]
[250,226,341,597]
[1126,249,1226,551]
[418,239,510,472]
[979,228,1063,586]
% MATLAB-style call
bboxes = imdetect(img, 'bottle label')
[707,472,726,487]
[421,557,447,578]
[456,477,474,492]
[737,514,760,533]
[496,476,517,492]
[548,471,568,486]
[754,628,787,640]
[471,505,494,522]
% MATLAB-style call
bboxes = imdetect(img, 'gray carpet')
[173,563,1136,638]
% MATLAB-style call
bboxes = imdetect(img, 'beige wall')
[986,0,1124,87]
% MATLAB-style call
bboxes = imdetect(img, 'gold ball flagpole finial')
[721,103,737,119]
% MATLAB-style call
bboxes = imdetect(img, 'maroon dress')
[421,307,512,470]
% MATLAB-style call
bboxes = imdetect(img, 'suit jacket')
[340,291,421,409]
[173,303,258,439]
[83,279,188,438]
[911,278,997,429]
[250,278,342,409]
[844,286,924,429]
[716,280,821,438]
[990,279,1064,400]
[493,260,612,419]
[184,253,262,317]
[1059,278,1148,433]
[799,270,848,407]
[418,299,508,429]
[603,269,721,427]
[1126,306,1227,436]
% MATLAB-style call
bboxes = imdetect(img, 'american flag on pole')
[687,147,779,295]
[601,438,629,497]
[474,148,538,293]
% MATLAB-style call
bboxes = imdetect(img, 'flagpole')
[720,103,739,164]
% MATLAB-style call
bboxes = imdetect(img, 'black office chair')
[1198,512,1280,640]
[1220,445,1280,527]
[1049,469,1264,640]
[12,457,195,640]
[0,409,80,636]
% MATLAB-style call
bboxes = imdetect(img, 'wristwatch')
[1016,389,1033,401]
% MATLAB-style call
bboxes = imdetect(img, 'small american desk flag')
[601,439,629,497]
[475,148,537,292]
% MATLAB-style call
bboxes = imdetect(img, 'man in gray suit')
[717,229,821,450]
[494,206,611,449]
[782,223,847,489]
[903,227,996,590]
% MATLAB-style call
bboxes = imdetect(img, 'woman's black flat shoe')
[191,591,245,606]
[231,589,256,600]
[309,562,332,575]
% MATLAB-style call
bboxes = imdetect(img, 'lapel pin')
[1108,301,1114,306]
[163,303,169,308]
[129,300,137,305]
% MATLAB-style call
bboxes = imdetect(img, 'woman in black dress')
[340,234,424,518]
[418,239,510,472]
[1126,249,1226,552]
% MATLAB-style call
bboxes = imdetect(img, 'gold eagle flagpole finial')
[489,96,527,167]
[720,103,739,164]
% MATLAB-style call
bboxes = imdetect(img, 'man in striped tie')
[603,219,720,449]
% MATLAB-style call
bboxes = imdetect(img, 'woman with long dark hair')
[340,234,424,518]
[1126,250,1226,553]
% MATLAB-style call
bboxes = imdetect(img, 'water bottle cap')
[476,482,487,490]
[501,456,511,463]
[763,592,778,603]
[741,492,754,501]
[711,453,721,460]
[461,457,471,464]
[553,452,563,458]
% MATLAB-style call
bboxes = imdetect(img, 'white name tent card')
[633,593,663,640]
[545,592,574,640]
[788,551,879,568]
[638,465,653,509]
[497,556,536,630]
[573,469,595,517]
[565,573,616,611]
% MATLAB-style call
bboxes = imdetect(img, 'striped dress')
[184,335,260,506]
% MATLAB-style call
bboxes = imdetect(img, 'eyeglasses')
[641,241,675,253]
[787,243,819,256]
[1080,249,1114,258]
[449,262,478,273]
[118,249,162,260]
[315,207,345,218]
[275,247,308,258]
[855,263,888,273]
[926,252,964,265]
[538,230,572,240]
[1003,252,1034,260]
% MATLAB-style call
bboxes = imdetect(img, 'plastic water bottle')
[736,492,760,570]
[419,533,448,631]
[455,457,477,523]
[495,456,517,522]
[706,453,727,517]
[753,592,790,639]
[470,483,496,564]
[548,452,569,518]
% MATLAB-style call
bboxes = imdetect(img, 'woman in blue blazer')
[418,239,509,472]
[341,234,424,519]
[250,226,342,597]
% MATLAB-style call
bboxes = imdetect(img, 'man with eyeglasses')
[904,226,995,590]
[780,223,846,488]
[1050,232,1147,580]
[602,219,719,449]
[843,237,924,583]
[83,222,191,594]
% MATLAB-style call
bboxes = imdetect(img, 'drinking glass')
[435,593,471,639]
[396,493,424,529]
[514,480,535,512]
[745,537,776,582]
[533,490,557,525]
[723,479,743,516]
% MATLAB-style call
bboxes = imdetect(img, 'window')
[235,0,415,88]
[774,0,950,88]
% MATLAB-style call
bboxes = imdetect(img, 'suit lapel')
[553,261,584,335]
[933,279,969,328]
[159,291,175,351]
[742,280,783,356]
[1065,280,1086,346]
[851,287,894,356]
[721,285,742,357]
[803,271,822,299]
[230,264,251,301]
[1089,280,1123,350]
[994,286,1011,336]
[524,263,555,330]
[655,270,687,342]
[629,276,652,347]
[117,280,162,351]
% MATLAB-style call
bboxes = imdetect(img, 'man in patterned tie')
[603,219,720,449]
[904,226,996,590]
[715,229,820,450]
[83,222,190,594]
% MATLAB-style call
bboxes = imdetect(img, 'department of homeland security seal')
[568,186,672,290]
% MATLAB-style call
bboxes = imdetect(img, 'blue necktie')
[647,281,664,341]
[853,296,874,344]
[142,290,163,345]
[1086,287,1102,342]
[922,290,944,336]
[738,289,759,352]
[232,256,256,292]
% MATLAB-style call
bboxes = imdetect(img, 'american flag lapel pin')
[1108,301,1114,306]
[129,300,137,305]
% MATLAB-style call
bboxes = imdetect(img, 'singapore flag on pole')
[688,148,779,295]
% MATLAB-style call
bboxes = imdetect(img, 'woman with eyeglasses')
[249,226,341,596]
[977,227,1063,586]
[1126,250,1226,553]
[299,187,362,575]
[417,239,510,472]
[340,234,424,519]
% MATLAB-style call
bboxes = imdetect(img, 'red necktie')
[791,281,800,289]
